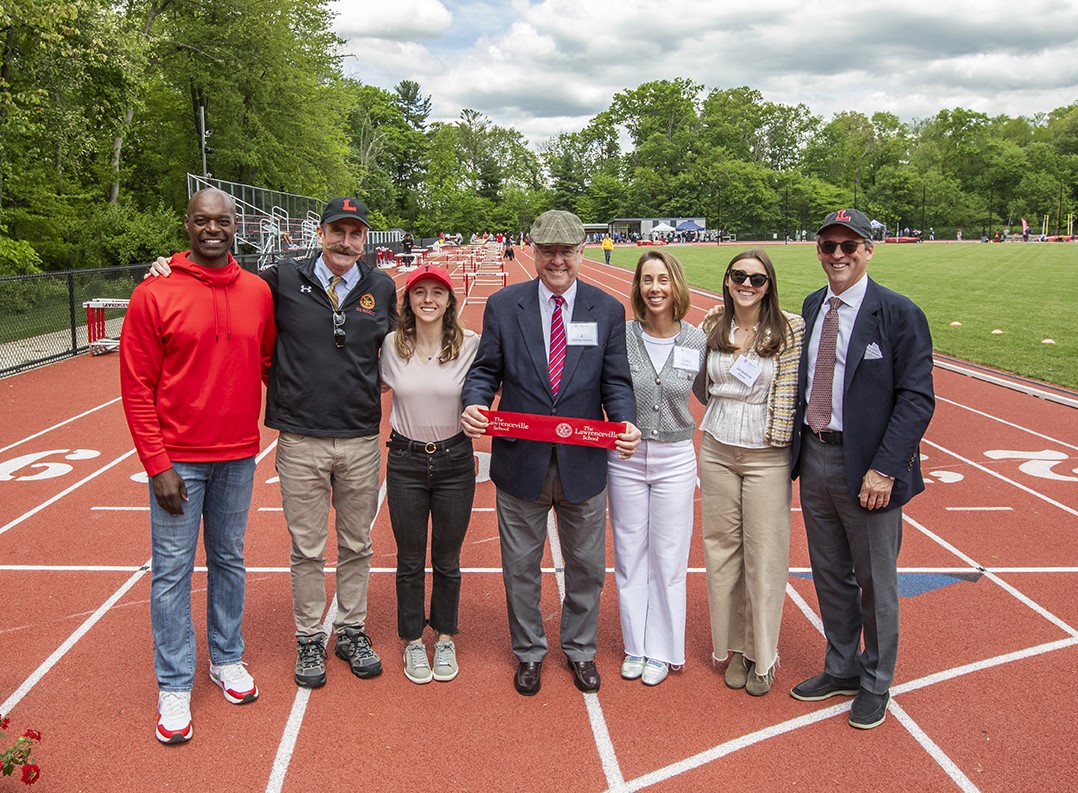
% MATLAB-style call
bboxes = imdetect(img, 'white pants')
[607,439,696,666]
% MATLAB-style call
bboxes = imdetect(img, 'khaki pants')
[700,434,792,675]
[276,432,380,637]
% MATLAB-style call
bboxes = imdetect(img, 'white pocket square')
[864,342,883,360]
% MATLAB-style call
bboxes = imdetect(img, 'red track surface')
[2,247,1076,792]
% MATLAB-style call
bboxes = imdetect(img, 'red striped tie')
[549,295,566,397]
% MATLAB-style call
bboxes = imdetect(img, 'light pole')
[715,183,722,244]
[199,104,214,178]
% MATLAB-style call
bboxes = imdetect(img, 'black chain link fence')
[0,244,405,378]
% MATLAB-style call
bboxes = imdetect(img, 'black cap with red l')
[818,208,872,239]
[320,197,370,229]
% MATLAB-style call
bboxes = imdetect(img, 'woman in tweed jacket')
[692,249,805,696]
[607,250,707,687]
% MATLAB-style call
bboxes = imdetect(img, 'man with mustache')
[152,197,397,689]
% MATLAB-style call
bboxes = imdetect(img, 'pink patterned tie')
[548,295,566,397]
[806,297,843,433]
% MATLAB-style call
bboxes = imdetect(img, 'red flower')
[22,728,41,741]
[1,715,10,730]
[21,763,41,785]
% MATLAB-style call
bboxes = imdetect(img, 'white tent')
[651,222,675,233]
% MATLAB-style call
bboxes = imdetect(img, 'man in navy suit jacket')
[461,210,641,696]
[789,208,934,729]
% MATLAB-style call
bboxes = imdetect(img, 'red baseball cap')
[405,264,454,292]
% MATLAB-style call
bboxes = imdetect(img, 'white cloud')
[332,0,453,40]
[334,0,1078,146]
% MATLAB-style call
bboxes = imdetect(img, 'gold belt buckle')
[424,441,438,454]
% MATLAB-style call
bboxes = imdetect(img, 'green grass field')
[588,241,1078,390]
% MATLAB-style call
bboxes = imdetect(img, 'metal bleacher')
[187,174,324,268]
[186,174,405,268]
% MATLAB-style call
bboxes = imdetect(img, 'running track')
[1,247,1076,792]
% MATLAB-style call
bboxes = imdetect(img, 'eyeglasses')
[817,239,867,255]
[727,269,770,288]
[535,245,581,261]
[332,310,346,349]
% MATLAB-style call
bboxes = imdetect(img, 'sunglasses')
[817,239,867,255]
[727,269,770,288]
[332,310,346,349]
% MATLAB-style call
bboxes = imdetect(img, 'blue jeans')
[385,432,475,640]
[149,457,256,691]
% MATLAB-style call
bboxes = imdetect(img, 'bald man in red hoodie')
[120,188,276,745]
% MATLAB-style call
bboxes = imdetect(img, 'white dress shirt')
[538,279,578,363]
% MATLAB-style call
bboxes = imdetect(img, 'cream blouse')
[699,335,776,450]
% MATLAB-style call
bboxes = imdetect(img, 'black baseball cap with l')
[321,197,370,229]
[818,208,872,239]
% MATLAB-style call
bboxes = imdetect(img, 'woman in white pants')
[608,250,706,686]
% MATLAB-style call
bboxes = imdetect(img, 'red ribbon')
[480,409,625,450]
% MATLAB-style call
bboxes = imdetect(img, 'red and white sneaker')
[156,690,192,744]
[210,661,259,704]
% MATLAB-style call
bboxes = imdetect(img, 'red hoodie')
[120,252,276,476]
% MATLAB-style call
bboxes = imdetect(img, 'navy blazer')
[461,278,637,503]
[791,278,935,510]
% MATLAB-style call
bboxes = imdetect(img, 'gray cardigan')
[625,320,707,443]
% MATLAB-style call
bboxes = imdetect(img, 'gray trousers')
[495,457,607,662]
[798,435,902,694]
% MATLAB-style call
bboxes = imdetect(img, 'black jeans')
[386,431,476,640]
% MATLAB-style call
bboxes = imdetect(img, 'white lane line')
[922,438,1078,519]
[893,637,1078,696]
[0,559,151,716]
[0,397,123,454]
[0,564,147,572]
[0,449,138,537]
[619,702,850,792]
[265,474,388,792]
[4,564,1072,576]
[258,507,284,512]
[91,506,149,511]
[935,395,1078,451]
[934,360,1078,410]
[904,514,1078,637]
[546,512,626,792]
[472,507,496,512]
[945,506,1013,511]
[265,601,338,793]
[787,564,975,792]
[889,702,980,792]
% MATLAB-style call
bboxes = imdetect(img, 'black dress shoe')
[514,661,542,696]
[566,657,600,693]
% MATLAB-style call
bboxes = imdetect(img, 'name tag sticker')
[729,355,762,388]
[567,322,598,345]
[673,346,700,372]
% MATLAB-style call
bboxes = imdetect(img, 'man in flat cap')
[461,209,640,696]
[789,208,934,729]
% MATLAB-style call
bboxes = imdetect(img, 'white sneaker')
[432,640,459,682]
[621,655,646,680]
[641,659,669,687]
[156,690,193,744]
[403,642,433,684]
[210,661,259,704]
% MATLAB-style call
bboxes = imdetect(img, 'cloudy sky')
[333,0,1078,146]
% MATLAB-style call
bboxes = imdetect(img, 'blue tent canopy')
[676,220,704,231]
